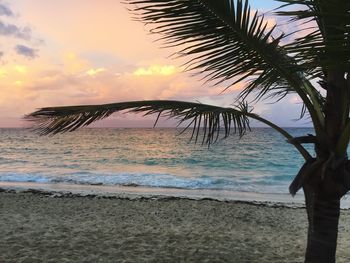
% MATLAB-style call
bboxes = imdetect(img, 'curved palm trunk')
[303,184,340,263]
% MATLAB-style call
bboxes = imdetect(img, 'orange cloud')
[0,1,303,128]
[63,52,89,74]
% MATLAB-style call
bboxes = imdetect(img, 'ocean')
[0,127,316,198]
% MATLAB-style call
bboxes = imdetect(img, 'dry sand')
[0,191,350,263]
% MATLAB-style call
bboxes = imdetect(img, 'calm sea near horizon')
[0,127,317,198]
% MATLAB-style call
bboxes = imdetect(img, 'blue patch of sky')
[250,0,280,11]
[81,51,124,68]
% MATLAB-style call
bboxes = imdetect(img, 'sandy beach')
[1,191,350,263]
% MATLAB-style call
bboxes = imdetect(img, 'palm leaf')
[276,0,350,76]
[26,101,249,143]
[25,100,311,159]
[124,0,325,136]
[336,119,350,156]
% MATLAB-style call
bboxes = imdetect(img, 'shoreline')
[1,191,350,262]
[0,187,303,210]
[0,181,307,208]
[1,181,350,209]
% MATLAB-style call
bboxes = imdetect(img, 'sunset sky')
[0,0,309,128]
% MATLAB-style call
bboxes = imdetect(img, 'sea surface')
[0,127,316,196]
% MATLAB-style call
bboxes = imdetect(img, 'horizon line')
[0,126,315,129]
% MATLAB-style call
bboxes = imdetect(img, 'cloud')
[25,63,241,108]
[0,3,13,17]
[133,65,177,76]
[0,21,32,40]
[0,3,40,64]
[14,64,28,74]
[15,44,38,59]
[86,68,105,77]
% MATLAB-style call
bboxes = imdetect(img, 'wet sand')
[1,191,350,263]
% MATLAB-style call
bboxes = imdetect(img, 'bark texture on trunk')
[300,152,350,262]
[304,185,340,263]
[301,157,350,262]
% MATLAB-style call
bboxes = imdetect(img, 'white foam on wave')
[53,172,218,189]
[0,171,290,194]
[0,171,217,188]
[0,173,51,183]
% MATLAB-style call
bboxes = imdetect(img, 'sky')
[0,0,310,128]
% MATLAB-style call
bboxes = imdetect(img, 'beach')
[1,191,350,263]
[2,128,349,263]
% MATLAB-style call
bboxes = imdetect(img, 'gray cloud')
[0,3,13,17]
[15,44,38,59]
[0,21,31,40]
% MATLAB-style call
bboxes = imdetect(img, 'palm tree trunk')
[303,184,341,263]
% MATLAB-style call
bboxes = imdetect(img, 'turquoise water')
[0,128,314,194]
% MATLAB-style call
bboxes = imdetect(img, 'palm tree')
[26,0,350,262]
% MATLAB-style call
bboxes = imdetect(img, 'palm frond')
[25,100,312,159]
[26,100,250,144]
[124,0,325,136]
[336,119,350,156]
[276,0,350,76]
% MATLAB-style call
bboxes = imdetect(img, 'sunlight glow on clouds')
[0,0,309,127]
[14,80,23,86]
[86,68,105,77]
[0,68,7,77]
[14,65,28,74]
[133,65,177,77]
[63,52,89,74]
